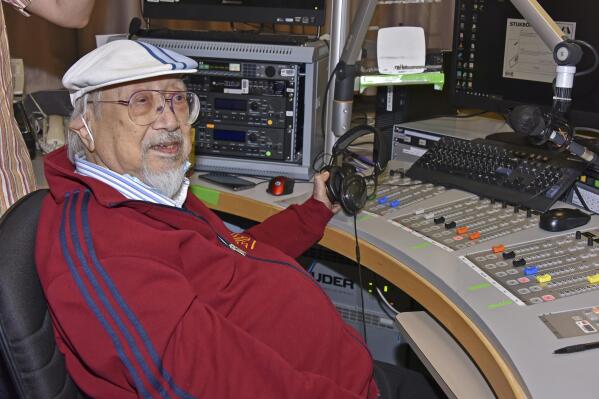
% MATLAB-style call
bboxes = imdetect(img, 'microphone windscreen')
[507,105,546,137]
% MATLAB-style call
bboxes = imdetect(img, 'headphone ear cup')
[339,174,367,216]
[325,165,344,204]
[340,163,356,176]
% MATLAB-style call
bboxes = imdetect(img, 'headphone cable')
[353,214,368,344]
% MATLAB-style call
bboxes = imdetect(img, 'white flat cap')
[62,39,198,105]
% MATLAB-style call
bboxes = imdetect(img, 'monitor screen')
[143,0,326,26]
[450,0,599,128]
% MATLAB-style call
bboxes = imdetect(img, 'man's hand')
[313,171,342,214]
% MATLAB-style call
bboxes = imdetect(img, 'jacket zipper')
[216,235,247,256]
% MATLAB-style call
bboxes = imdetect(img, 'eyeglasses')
[93,90,200,126]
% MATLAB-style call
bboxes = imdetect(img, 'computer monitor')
[142,0,326,26]
[450,0,599,129]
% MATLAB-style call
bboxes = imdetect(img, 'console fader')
[393,197,540,251]
[364,174,446,216]
[462,229,599,305]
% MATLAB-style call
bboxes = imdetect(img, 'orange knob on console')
[492,244,505,253]
[456,226,469,235]
[469,232,481,240]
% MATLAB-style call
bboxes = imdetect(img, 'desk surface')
[191,167,599,399]
[395,311,495,399]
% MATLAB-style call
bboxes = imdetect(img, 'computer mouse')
[539,208,591,232]
[267,176,295,196]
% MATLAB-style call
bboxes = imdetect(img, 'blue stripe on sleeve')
[68,191,173,398]
[59,192,153,399]
[80,191,196,399]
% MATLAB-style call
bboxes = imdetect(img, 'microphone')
[507,105,548,141]
[508,104,599,166]
[552,41,583,114]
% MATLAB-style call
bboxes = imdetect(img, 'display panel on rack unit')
[187,59,303,163]
[197,124,288,161]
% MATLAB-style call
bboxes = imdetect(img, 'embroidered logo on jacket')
[229,232,257,251]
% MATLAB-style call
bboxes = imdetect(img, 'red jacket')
[36,147,378,399]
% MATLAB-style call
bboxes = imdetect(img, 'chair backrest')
[0,189,85,398]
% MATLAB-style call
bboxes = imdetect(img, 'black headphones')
[322,125,388,216]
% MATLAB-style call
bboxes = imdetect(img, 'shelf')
[358,71,444,93]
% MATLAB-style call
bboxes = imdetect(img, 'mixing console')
[393,197,540,251]
[364,174,446,216]
[461,229,599,305]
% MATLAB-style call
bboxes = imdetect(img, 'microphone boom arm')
[509,0,563,50]
[510,0,583,113]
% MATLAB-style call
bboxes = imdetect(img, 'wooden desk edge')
[208,190,528,399]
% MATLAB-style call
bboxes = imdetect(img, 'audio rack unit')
[136,36,329,180]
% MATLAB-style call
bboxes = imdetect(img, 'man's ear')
[69,114,95,152]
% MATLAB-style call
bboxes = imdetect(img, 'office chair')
[0,189,85,398]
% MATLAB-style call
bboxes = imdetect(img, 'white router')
[377,26,426,74]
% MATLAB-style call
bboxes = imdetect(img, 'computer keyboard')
[406,137,587,212]
[135,28,314,46]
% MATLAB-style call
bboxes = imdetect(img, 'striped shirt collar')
[74,155,190,208]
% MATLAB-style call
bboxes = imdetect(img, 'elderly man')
[36,40,435,399]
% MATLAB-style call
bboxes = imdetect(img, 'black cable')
[353,214,368,344]
[573,39,599,77]
[321,63,342,141]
